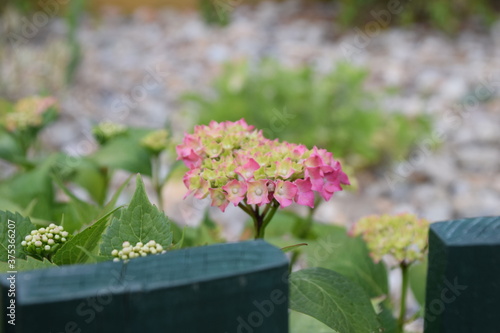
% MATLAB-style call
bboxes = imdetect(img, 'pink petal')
[235,158,261,180]
[246,180,270,205]
[209,188,230,212]
[294,179,315,208]
[222,180,248,206]
[274,181,298,208]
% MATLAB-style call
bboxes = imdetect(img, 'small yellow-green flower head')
[111,240,166,262]
[141,129,170,154]
[351,213,429,265]
[92,121,127,145]
[1,96,58,131]
[22,223,70,259]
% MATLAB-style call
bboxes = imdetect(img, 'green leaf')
[72,158,109,205]
[0,129,24,164]
[171,227,186,250]
[290,310,337,333]
[0,155,58,221]
[100,174,133,215]
[0,257,57,273]
[409,257,428,307]
[0,211,36,262]
[0,198,25,214]
[304,223,388,298]
[90,128,152,176]
[290,267,382,333]
[52,176,101,233]
[52,207,121,265]
[100,175,172,256]
[377,300,398,333]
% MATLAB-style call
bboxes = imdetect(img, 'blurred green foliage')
[0,96,172,229]
[183,60,432,171]
[198,0,230,26]
[336,0,498,33]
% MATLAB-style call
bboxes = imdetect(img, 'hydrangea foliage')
[177,119,350,213]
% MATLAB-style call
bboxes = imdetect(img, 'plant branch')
[398,262,410,333]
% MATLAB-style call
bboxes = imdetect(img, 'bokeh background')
[1,0,500,236]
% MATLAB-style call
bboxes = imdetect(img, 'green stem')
[297,197,321,239]
[151,155,164,212]
[398,262,409,333]
[237,202,254,216]
[237,200,279,239]
[260,202,279,234]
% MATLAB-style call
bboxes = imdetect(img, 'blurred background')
[1,0,500,236]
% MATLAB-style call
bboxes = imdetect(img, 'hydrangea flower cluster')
[141,129,170,154]
[92,121,127,144]
[1,96,58,132]
[351,213,429,265]
[111,240,166,262]
[21,224,70,258]
[177,119,350,212]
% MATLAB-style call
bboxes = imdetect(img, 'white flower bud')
[21,241,27,246]
[150,248,157,254]
[35,241,43,247]
[61,231,68,237]
[111,249,118,256]
[48,239,55,245]
[122,241,130,247]
[39,228,46,233]
[47,233,53,239]
[31,230,37,235]
[113,258,120,262]
[49,223,56,228]
[55,235,60,240]
[61,237,67,242]
[44,245,51,251]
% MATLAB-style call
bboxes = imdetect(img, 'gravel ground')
[1,0,500,232]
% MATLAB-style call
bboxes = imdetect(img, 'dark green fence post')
[1,240,289,333]
[424,216,500,333]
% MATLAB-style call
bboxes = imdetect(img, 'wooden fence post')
[424,216,500,333]
[1,240,289,333]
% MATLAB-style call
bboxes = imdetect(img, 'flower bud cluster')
[351,213,429,265]
[21,224,69,258]
[92,121,127,144]
[141,129,170,154]
[112,240,166,262]
[1,96,58,132]
[176,119,350,211]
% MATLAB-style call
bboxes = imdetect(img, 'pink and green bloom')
[177,119,350,238]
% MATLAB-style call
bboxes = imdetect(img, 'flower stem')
[398,262,409,333]
[151,155,164,212]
